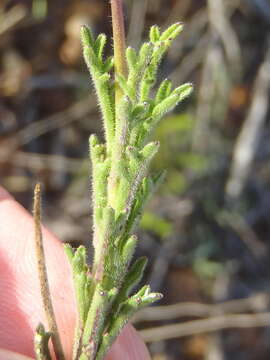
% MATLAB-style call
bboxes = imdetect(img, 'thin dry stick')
[0,5,27,36]
[0,150,84,173]
[225,44,270,200]
[207,0,242,78]
[127,0,148,48]
[169,30,210,85]
[220,212,267,258]
[0,97,96,169]
[17,96,96,146]
[133,293,269,322]
[191,41,221,152]
[169,2,240,85]
[164,0,191,28]
[33,183,65,360]
[139,312,270,342]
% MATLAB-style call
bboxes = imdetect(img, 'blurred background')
[1,0,270,359]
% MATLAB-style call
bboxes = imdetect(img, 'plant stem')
[76,12,190,360]
[108,0,128,209]
[33,184,65,360]
[111,0,128,101]
[80,4,129,358]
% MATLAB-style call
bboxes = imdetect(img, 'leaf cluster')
[36,23,193,360]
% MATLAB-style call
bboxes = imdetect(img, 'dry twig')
[139,312,270,342]
[0,151,85,173]
[33,184,65,360]
[133,293,269,322]
[226,44,270,200]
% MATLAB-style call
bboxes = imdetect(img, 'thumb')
[0,186,76,358]
[0,186,151,360]
[0,349,33,360]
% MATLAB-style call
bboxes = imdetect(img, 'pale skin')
[0,186,151,360]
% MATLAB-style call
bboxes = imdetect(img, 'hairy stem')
[111,0,128,85]
[33,184,65,360]
[108,0,128,209]
[70,13,191,360]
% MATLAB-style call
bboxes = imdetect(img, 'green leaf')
[152,94,179,119]
[139,41,170,102]
[172,82,193,100]
[114,96,132,156]
[74,272,88,323]
[127,42,154,101]
[81,25,95,48]
[81,284,110,358]
[155,79,172,105]
[126,47,138,72]
[151,169,167,189]
[84,275,94,316]
[120,257,148,298]
[72,246,88,274]
[116,74,132,98]
[159,22,184,41]
[96,284,162,360]
[103,56,114,73]
[83,46,100,73]
[138,42,153,65]
[63,243,74,263]
[140,141,160,160]
[81,28,115,150]
[121,235,138,264]
[149,25,160,42]
[95,33,107,61]
[99,72,111,83]
[151,83,193,122]
[126,145,140,174]
[130,284,163,307]
[131,102,150,121]
[123,177,152,234]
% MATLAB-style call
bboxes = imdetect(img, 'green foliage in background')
[32,0,48,19]
[141,211,173,238]
[153,113,208,194]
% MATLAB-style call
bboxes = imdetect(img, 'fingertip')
[106,324,151,360]
[0,186,13,202]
